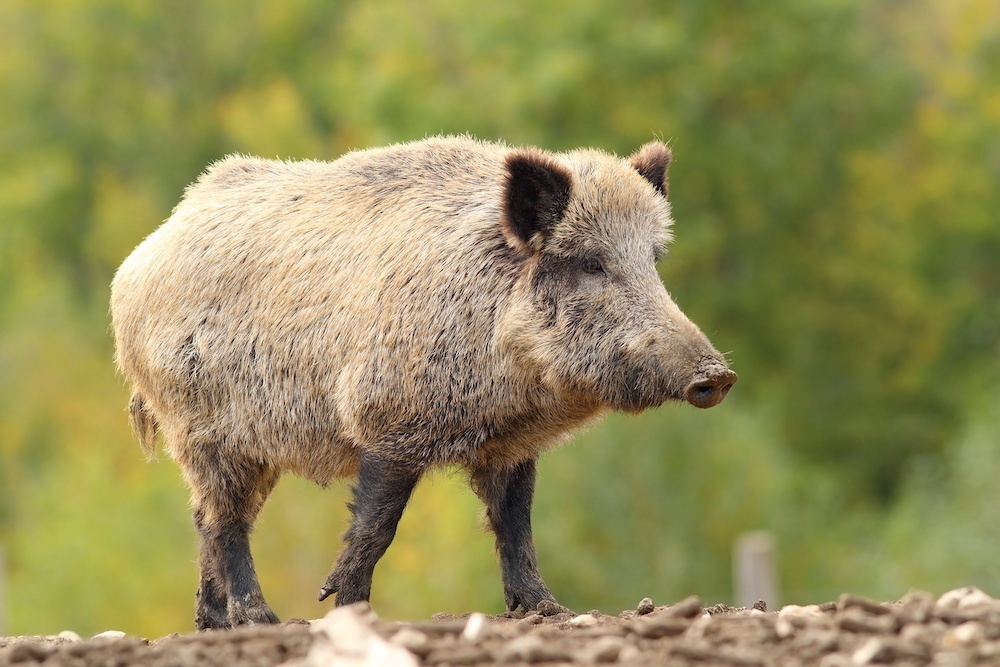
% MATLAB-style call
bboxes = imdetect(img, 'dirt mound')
[3,588,999,665]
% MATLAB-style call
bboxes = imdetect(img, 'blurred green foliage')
[1,0,998,638]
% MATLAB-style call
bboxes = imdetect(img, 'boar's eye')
[582,257,605,275]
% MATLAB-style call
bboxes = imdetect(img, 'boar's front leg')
[472,458,559,612]
[318,450,421,605]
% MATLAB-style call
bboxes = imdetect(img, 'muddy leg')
[472,457,557,612]
[190,456,280,629]
[193,508,229,630]
[318,451,421,605]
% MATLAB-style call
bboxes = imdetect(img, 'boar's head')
[498,142,736,413]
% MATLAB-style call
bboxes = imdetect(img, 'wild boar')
[110,136,736,629]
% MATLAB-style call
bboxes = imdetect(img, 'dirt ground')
[3,587,1000,666]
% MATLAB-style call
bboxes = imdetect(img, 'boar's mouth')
[606,357,737,413]
[603,363,686,413]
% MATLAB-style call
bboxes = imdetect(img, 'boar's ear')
[501,149,573,253]
[629,142,672,197]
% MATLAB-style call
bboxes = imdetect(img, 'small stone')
[409,619,467,637]
[774,618,795,638]
[306,604,417,667]
[702,603,737,615]
[779,604,824,618]
[569,613,599,627]
[809,631,840,654]
[838,594,891,616]
[461,612,488,641]
[424,645,492,665]
[430,611,456,622]
[898,622,930,645]
[818,654,851,667]
[670,643,764,666]
[978,642,1000,659]
[390,627,430,656]
[91,630,126,641]
[937,586,996,611]
[663,596,702,619]
[837,610,893,634]
[516,612,544,628]
[56,630,82,642]
[686,614,715,641]
[942,621,984,647]
[851,637,895,665]
[499,634,569,663]
[618,645,641,663]
[628,614,690,639]
[578,636,625,663]
[899,590,935,606]
[501,634,543,658]
[897,591,934,624]
[8,644,51,662]
[636,597,655,615]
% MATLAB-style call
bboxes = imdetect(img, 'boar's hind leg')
[318,450,421,606]
[472,458,559,612]
[193,507,230,630]
[190,456,280,630]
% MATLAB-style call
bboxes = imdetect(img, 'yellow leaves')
[0,280,129,462]
[0,151,75,222]
[947,0,999,59]
[983,89,1000,125]
[86,171,162,276]
[216,79,324,159]
[250,470,498,624]
[939,65,977,104]
[374,470,497,617]
[902,0,1000,117]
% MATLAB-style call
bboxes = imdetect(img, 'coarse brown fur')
[110,135,736,628]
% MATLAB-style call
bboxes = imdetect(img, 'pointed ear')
[501,149,572,252]
[629,142,672,197]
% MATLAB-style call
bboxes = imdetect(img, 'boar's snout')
[684,365,737,409]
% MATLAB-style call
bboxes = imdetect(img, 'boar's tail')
[128,392,160,459]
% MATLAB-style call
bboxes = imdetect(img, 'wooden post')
[734,531,777,609]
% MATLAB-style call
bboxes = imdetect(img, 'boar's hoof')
[228,602,281,627]
[684,369,737,409]
[505,584,563,614]
[318,577,370,606]
[195,605,230,631]
[534,599,572,616]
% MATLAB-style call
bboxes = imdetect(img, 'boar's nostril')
[684,369,737,409]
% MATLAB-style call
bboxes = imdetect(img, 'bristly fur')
[109,135,733,629]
